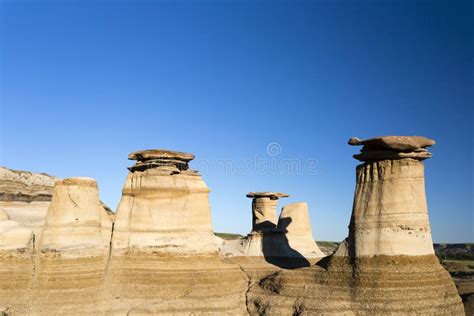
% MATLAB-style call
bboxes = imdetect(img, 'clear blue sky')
[1,0,472,243]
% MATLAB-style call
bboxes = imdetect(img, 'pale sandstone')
[112,150,217,254]
[246,136,464,315]
[277,202,324,258]
[0,167,59,236]
[247,192,288,232]
[0,141,465,315]
[106,149,248,315]
[38,177,111,256]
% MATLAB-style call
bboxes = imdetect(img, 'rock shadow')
[261,218,310,269]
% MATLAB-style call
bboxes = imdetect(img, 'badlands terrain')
[0,136,470,315]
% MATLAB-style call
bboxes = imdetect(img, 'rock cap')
[348,136,435,152]
[127,149,195,172]
[128,149,195,162]
[246,192,289,199]
[349,136,435,162]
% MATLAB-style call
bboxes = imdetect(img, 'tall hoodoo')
[246,136,464,315]
[336,135,436,257]
[112,149,217,254]
[247,192,289,232]
[106,149,248,314]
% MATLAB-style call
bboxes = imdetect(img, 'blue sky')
[1,0,472,242]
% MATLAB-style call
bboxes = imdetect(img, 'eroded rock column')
[277,202,324,258]
[107,149,248,314]
[247,192,289,232]
[112,149,217,254]
[335,136,436,257]
[33,177,112,314]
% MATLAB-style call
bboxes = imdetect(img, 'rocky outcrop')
[0,140,465,315]
[277,202,324,258]
[247,192,289,232]
[0,167,58,236]
[105,149,248,314]
[334,135,436,257]
[37,177,111,256]
[247,136,464,315]
[0,167,114,238]
[32,177,112,313]
[111,149,218,254]
[242,193,324,262]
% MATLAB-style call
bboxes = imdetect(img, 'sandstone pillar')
[112,149,218,254]
[247,192,288,232]
[277,202,324,258]
[334,136,436,257]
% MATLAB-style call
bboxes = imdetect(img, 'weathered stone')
[0,219,33,251]
[38,177,112,256]
[0,167,58,237]
[247,192,289,232]
[128,149,195,161]
[353,149,432,161]
[112,149,218,255]
[348,135,436,151]
[277,202,324,258]
[245,135,463,315]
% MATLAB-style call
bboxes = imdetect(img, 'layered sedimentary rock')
[243,193,323,261]
[33,177,112,314]
[0,140,465,314]
[111,149,217,254]
[335,135,436,257]
[106,149,248,314]
[247,136,464,315]
[0,167,58,236]
[247,192,289,232]
[0,167,114,237]
[277,202,324,258]
[0,206,35,314]
[243,192,287,257]
[0,208,34,251]
[38,177,112,255]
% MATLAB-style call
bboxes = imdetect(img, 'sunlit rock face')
[38,177,112,256]
[106,149,248,314]
[334,135,435,257]
[277,202,324,258]
[247,136,464,315]
[0,167,58,237]
[111,149,218,255]
[243,192,288,257]
[0,208,33,251]
[32,177,112,314]
[242,194,324,261]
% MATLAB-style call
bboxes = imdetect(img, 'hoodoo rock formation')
[242,192,323,261]
[106,149,248,314]
[247,136,465,315]
[33,177,112,313]
[38,177,112,255]
[335,135,436,257]
[0,167,114,237]
[0,139,466,315]
[112,149,218,254]
[247,192,289,232]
